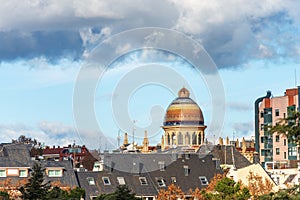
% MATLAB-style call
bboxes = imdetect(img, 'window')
[156,177,166,187]
[284,139,287,146]
[171,177,176,183]
[102,177,111,185]
[260,124,264,131]
[199,176,208,185]
[139,177,148,185]
[261,137,264,143]
[117,177,126,185]
[275,109,280,117]
[158,161,165,171]
[276,148,280,155]
[260,112,264,118]
[284,152,287,159]
[275,135,280,142]
[87,177,95,185]
[184,165,189,176]
[19,169,27,177]
[288,147,297,156]
[48,169,62,177]
[0,170,6,177]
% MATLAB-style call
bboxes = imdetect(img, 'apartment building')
[255,87,300,168]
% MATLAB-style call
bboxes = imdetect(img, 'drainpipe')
[254,91,272,154]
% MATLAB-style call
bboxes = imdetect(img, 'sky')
[1,0,300,150]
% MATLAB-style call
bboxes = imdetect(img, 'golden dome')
[163,88,204,126]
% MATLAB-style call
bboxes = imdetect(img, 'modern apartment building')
[255,87,300,169]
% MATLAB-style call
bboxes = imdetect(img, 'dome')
[163,87,204,126]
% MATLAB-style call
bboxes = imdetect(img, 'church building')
[161,87,207,149]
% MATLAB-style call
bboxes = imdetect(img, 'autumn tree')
[247,171,274,198]
[157,184,184,200]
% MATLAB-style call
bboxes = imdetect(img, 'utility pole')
[132,120,137,146]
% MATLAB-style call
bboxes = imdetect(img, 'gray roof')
[76,151,223,199]
[0,143,78,188]
[209,145,252,169]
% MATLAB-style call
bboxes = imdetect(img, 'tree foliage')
[247,171,274,197]
[95,185,140,200]
[271,111,300,144]
[157,184,184,200]
[19,163,50,200]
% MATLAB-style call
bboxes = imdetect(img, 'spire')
[236,138,239,148]
[178,87,190,98]
[161,135,165,151]
[123,133,129,145]
[242,137,246,153]
[142,131,149,153]
[219,137,223,145]
[226,136,230,145]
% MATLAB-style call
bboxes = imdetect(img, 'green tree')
[68,187,85,200]
[46,186,68,200]
[271,111,300,144]
[95,185,140,200]
[18,163,50,200]
[204,177,250,200]
[0,191,9,200]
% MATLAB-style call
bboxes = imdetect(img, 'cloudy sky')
[1,0,300,150]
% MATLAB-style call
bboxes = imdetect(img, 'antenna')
[295,68,298,87]
[132,120,137,146]
[117,129,121,147]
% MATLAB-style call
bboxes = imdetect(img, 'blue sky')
[0,1,300,149]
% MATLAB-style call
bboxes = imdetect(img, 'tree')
[95,185,140,200]
[157,184,184,200]
[271,111,300,144]
[18,163,50,200]
[247,171,274,198]
[204,177,250,200]
[0,191,9,200]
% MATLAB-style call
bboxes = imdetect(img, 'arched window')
[198,132,202,145]
[172,132,176,145]
[167,133,170,145]
[185,133,190,145]
[178,132,183,145]
[192,132,197,145]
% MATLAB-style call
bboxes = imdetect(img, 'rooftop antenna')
[132,120,137,146]
[117,129,121,147]
[295,68,298,87]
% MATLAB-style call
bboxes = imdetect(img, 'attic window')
[102,177,111,185]
[156,177,166,187]
[87,177,95,185]
[139,177,148,185]
[117,177,126,185]
[199,176,208,185]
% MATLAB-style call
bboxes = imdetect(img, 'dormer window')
[158,161,165,171]
[47,168,63,177]
[19,169,27,177]
[0,169,6,177]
